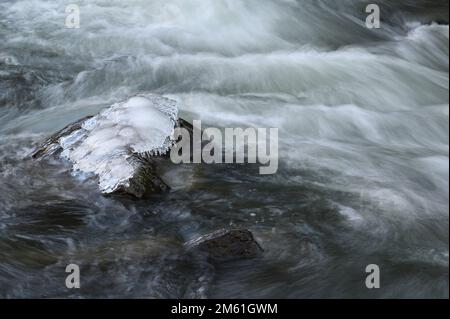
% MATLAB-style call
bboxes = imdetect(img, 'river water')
[0,0,448,298]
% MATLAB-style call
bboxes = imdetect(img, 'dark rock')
[113,155,170,198]
[185,229,263,261]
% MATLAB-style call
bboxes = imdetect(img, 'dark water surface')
[0,0,448,298]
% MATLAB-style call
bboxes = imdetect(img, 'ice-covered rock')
[32,94,191,197]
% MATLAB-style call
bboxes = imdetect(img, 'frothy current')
[0,0,448,298]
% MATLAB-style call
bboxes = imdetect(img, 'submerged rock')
[184,229,263,261]
[32,94,192,198]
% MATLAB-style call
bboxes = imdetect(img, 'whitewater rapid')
[0,0,448,298]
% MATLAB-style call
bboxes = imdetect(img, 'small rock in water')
[184,229,263,261]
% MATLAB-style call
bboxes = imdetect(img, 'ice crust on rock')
[58,94,179,194]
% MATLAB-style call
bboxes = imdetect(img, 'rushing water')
[0,0,448,298]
